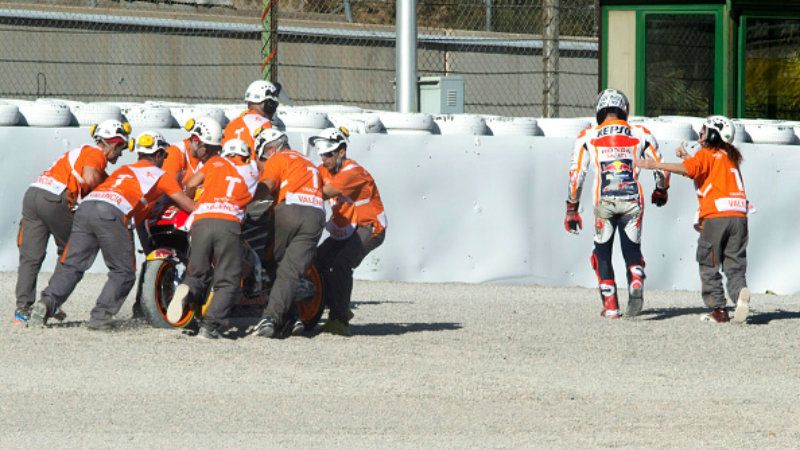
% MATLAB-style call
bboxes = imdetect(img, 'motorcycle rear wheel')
[139,259,195,328]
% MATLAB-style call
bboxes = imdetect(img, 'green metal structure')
[600,0,800,120]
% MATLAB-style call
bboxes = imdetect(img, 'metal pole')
[396,0,417,113]
[543,0,559,117]
[485,0,492,33]
[261,0,278,83]
[344,0,353,23]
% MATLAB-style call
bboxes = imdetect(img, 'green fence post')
[261,0,278,83]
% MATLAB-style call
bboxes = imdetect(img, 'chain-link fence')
[0,0,599,117]
[278,0,599,116]
[0,2,262,103]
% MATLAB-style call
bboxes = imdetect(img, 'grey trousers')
[263,203,325,324]
[16,187,74,310]
[316,226,386,323]
[696,216,748,309]
[184,219,243,327]
[40,201,136,321]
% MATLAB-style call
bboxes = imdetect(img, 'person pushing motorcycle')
[223,80,280,158]
[170,138,260,339]
[14,119,130,325]
[314,128,387,336]
[163,116,223,185]
[28,131,195,330]
[251,127,325,339]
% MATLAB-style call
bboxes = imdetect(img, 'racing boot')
[626,264,645,317]
[598,280,620,319]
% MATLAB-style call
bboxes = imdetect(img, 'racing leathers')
[567,119,669,316]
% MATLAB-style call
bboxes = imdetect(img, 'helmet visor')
[308,136,341,155]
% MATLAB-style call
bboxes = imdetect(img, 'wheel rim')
[155,260,194,327]
[297,265,324,323]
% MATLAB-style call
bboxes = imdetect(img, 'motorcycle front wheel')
[139,258,195,328]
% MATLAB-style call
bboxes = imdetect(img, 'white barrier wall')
[0,127,793,294]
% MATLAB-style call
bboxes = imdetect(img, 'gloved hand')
[564,201,582,234]
[651,188,668,207]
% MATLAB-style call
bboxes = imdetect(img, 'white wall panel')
[0,127,789,294]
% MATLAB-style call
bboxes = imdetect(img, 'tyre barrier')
[485,116,542,136]
[536,118,591,138]
[433,114,488,135]
[740,120,798,145]
[784,121,800,144]
[72,102,124,126]
[171,106,227,129]
[19,101,73,127]
[277,108,331,130]
[643,119,697,142]
[730,120,750,144]
[0,102,20,126]
[122,105,174,129]
[328,113,385,134]
[378,112,434,135]
[658,115,705,135]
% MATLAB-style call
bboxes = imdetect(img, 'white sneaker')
[167,284,190,323]
[732,287,751,324]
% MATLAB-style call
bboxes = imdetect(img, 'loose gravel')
[2,273,799,448]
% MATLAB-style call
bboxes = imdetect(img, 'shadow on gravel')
[747,310,800,325]
[641,307,800,325]
[42,320,84,328]
[642,307,709,321]
[348,322,462,336]
[351,300,414,306]
[46,318,152,330]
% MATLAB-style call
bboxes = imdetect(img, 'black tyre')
[139,258,195,328]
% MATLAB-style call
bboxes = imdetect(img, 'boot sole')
[27,302,49,328]
[167,284,190,323]
[626,289,643,317]
[732,287,751,324]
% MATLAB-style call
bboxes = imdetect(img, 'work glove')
[564,201,582,234]
[651,188,668,207]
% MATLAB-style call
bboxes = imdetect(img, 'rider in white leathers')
[564,89,670,319]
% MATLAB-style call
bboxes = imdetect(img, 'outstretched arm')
[642,136,670,190]
[636,158,688,175]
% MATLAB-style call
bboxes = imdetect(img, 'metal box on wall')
[418,75,464,114]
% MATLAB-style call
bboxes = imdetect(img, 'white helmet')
[308,127,350,155]
[90,119,131,143]
[596,88,629,122]
[703,115,735,144]
[253,127,288,160]
[184,116,222,146]
[130,130,168,155]
[220,138,252,159]
[244,80,279,104]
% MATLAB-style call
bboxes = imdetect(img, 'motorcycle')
[135,205,326,332]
